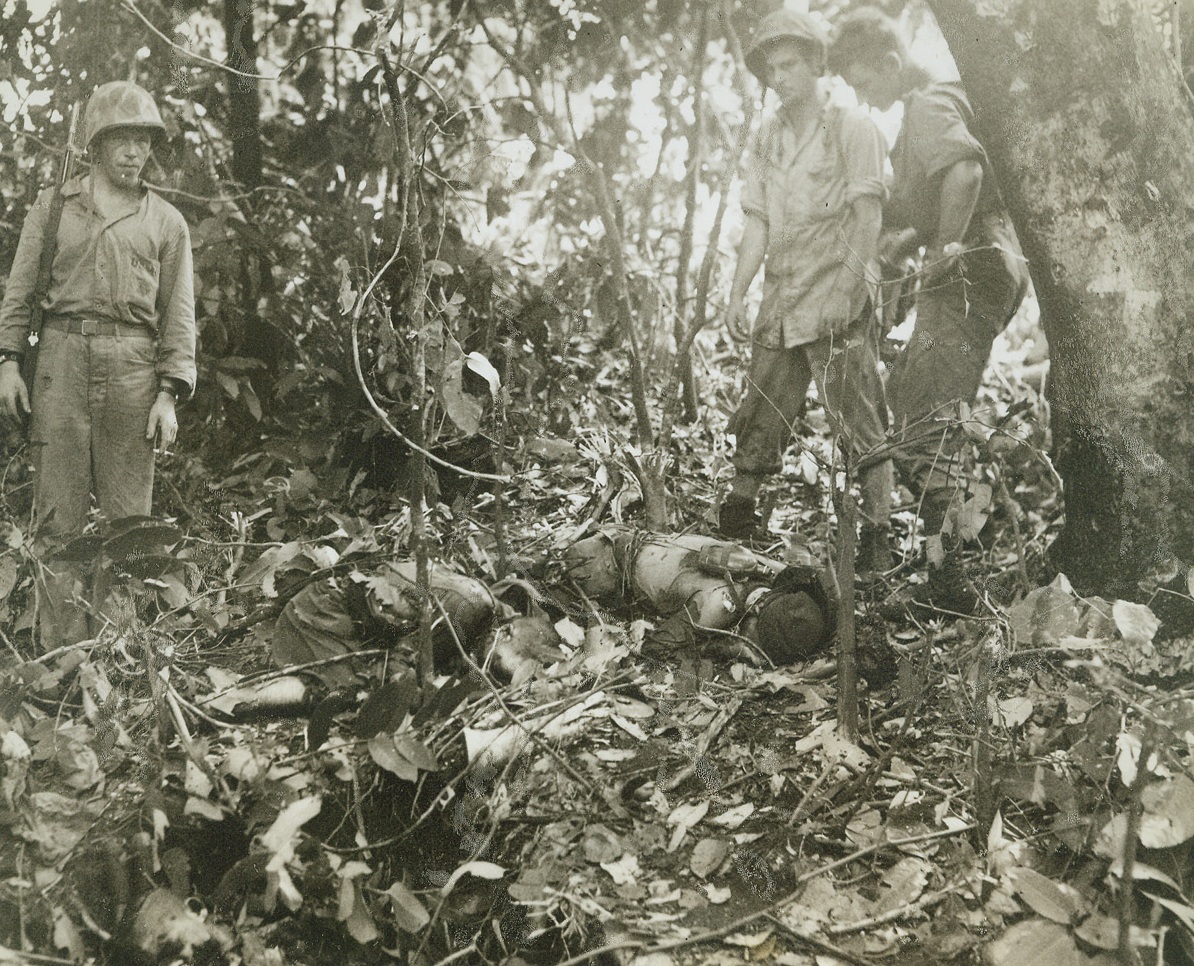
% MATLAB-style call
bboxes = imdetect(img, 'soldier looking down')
[830,9,1030,606]
[720,8,894,576]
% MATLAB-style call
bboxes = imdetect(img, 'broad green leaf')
[955,483,993,542]
[1007,868,1087,925]
[391,733,439,772]
[1111,600,1160,646]
[465,352,501,396]
[342,881,379,944]
[709,803,755,829]
[215,356,267,374]
[666,800,710,828]
[1139,775,1194,848]
[582,824,624,864]
[2,523,22,549]
[873,857,930,915]
[351,569,418,619]
[241,542,302,595]
[355,675,420,738]
[338,267,356,314]
[991,696,1034,729]
[241,380,263,421]
[1143,891,1194,935]
[986,918,1115,966]
[441,861,505,896]
[217,371,240,399]
[49,534,105,562]
[0,557,18,602]
[259,796,321,859]
[18,791,105,862]
[386,880,430,933]
[1074,914,1153,951]
[441,357,482,435]
[368,735,418,782]
[1007,575,1081,647]
[104,522,183,559]
[120,553,181,581]
[690,837,731,878]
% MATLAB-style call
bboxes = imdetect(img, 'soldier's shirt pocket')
[128,249,159,299]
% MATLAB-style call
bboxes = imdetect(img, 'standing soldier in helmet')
[719,7,894,575]
[0,81,196,646]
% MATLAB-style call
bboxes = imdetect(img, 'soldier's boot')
[885,490,982,615]
[717,493,765,540]
[920,490,980,609]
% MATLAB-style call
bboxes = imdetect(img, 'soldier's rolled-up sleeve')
[0,189,53,356]
[154,215,197,397]
[837,113,887,206]
[906,97,985,181]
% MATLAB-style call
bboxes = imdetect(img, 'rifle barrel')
[59,103,79,184]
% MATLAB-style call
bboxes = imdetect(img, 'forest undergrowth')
[2,300,1194,966]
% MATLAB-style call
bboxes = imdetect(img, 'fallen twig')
[787,760,836,827]
[664,695,742,792]
[794,824,975,886]
[766,914,879,965]
[826,884,956,935]
[1120,723,1152,965]
[165,683,238,810]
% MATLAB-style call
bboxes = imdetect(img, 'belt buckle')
[80,319,98,336]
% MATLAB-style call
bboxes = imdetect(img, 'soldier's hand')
[726,300,752,344]
[0,362,30,420]
[146,392,178,453]
[921,243,963,289]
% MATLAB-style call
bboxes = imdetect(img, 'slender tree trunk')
[928,0,1194,598]
[223,0,263,190]
[381,57,435,682]
[673,9,710,426]
[833,466,859,744]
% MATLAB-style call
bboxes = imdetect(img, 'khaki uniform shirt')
[741,97,886,349]
[886,83,1010,251]
[0,175,197,393]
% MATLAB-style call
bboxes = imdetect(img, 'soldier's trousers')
[888,240,1029,519]
[30,325,158,647]
[730,312,894,530]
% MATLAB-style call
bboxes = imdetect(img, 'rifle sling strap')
[28,186,66,343]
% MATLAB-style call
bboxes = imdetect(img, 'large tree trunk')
[928,0,1194,599]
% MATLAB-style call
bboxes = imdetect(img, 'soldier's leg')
[888,247,1024,532]
[723,345,813,535]
[29,329,94,647]
[86,334,158,636]
[91,334,157,522]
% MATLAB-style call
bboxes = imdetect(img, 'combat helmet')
[745,7,829,81]
[83,81,166,150]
